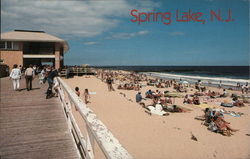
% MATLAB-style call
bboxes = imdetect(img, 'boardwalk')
[0,77,79,159]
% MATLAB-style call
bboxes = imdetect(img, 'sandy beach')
[63,72,250,159]
[1,1,249,159]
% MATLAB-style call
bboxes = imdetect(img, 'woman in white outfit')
[9,64,22,91]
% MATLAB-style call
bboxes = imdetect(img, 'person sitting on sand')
[136,92,146,106]
[156,82,164,88]
[212,112,239,136]
[165,97,173,104]
[134,84,140,91]
[204,108,214,124]
[152,96,159,105]
[183,95,192,104]
[172,105,185,112]
[84,89,90,104]
[242,82,249,94]
[160,96,166,105]
[245,83,249,94]
[165,80,170,88]
[192,96,200,105]
[147,79,156,86]
[211,91,216,96]
[233,100,244,107]
[209,91,221,98]
[206,90,212,97]
[154,90,163,97]
[175,84,186,92]
[136,92,143,103]
[117,84,123,89]
[220,89,229,97]
[195,82,200,91]
[200,86,206,92]
[166,105,185,113]
[75,87,80,96]
[241,82,249,94]
[145,89,153,98]
[123,83,128,89]
[194,91,204,96]
[173,83,178,90]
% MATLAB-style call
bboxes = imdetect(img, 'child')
[84,89,90,104]
[75,87,80,96]
[39,68,46,84]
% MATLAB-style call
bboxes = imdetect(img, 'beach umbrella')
[179,80,189,87]
[180,81,189,84]
[82,64,89,67]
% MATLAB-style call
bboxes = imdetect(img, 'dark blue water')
[93,66,249,80]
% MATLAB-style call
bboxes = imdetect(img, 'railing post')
[66,98,73,131]
[86,125,95,159]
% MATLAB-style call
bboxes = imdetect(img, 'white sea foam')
[143,72,250,86]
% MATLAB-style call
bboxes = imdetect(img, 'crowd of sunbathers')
[96,70,147,91]
[96,69,249,107]
[94,69,249,136]
[117,83,141,91]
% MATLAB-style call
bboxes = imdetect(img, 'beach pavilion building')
[0,30,68,70]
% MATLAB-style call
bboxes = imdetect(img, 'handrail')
[55,77,133,159]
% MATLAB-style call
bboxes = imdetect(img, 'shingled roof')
[1,30,68,52]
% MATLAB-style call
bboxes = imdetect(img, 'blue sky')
[1,0,249,66]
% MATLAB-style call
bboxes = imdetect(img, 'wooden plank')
[0,77,80,159]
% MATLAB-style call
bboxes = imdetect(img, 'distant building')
[0,30,68,70]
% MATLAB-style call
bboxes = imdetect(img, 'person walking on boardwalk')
[9,64,21,91]
[25,64,35,91]
[47,67,58,87]
[45,67,59,99]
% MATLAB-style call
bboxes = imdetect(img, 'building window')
[0,42,5,49]
[0,41,14,50]
[7,42,12,49]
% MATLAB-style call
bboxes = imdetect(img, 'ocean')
[94,66,250,87]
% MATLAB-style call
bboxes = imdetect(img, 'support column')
[55,43,60,69]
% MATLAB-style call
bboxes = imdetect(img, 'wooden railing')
[55,77,133,159]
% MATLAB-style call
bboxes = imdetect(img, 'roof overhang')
[1,30,69,53]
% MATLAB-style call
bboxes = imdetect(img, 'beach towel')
[89,92,96,95]
[147,83,155,86]
[196,103,213,109]
[164,93,183,98]
[222,111,242,117]
[223,112,241,117]
[220,103,233,107]
[240,95,250,99]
